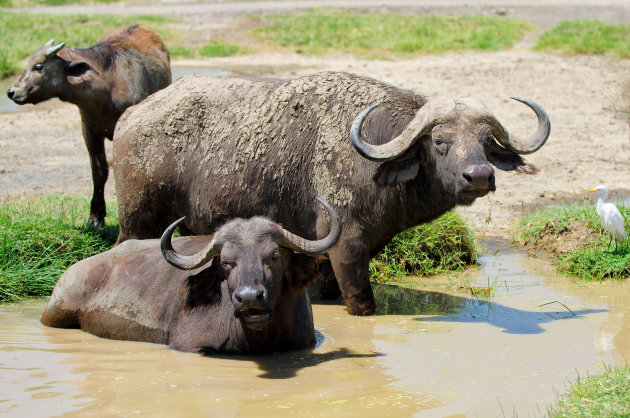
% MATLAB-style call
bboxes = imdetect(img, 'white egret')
[588,185,626,252]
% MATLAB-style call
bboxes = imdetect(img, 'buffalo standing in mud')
[113,71,550,316]
[41,199,341,354]
[7,25,171,227]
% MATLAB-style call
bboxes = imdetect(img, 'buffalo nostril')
[256,289,266,301]
[7,89,14,99]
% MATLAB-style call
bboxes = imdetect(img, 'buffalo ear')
[371,140,429,186]
[65,61,98,84]
[487,143,538,174]
[285,253,324,292]
[373,159,420,186]
[184,257,224,308]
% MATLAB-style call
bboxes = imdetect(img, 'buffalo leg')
[327,236,376,316]
[82,125,108,228]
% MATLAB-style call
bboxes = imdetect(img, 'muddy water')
[2,242,629,416]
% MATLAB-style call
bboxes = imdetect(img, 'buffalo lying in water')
[41,199,341,354]
[113,71,550,315]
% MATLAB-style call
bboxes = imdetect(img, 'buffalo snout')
[462,164,495,190]
[232,286,271,330]
[457,163,496,204]
[6,88,14,99]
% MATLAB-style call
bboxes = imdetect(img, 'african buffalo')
[41,198,341,354]
[7,25,171,227]
[113,71,550,316]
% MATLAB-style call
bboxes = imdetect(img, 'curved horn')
[491,97,551,155]
[44,39,55,47]
[350,102,438,162]
[46,42,65,57]
[276,198,342,256]
[161,217,225,270]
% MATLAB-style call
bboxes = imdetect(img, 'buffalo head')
[161,198,341,330]
[351,97,550,205]
[7,40,98,105]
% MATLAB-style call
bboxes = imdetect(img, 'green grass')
[0,196,118,302]
[199,40,248,57]
[252,9,534,57]
[0,12,178,79]
[2,0,122,6]
[514,201,630,280]
[550,363,630,417]
[535,19,630,58]
[370,210,477,281]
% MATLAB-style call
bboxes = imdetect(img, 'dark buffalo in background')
[7,25,171,227]
[112,71,550,316]
[41,198,341,354]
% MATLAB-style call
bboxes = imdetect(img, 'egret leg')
[606,236,613,253]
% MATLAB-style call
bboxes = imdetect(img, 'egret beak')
[587,189,598,193]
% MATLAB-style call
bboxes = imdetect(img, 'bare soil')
[523,220,599,259]
[1,0,630,239]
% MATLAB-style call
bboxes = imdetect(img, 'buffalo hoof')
[346,298,376,316]
[86,214,104,229]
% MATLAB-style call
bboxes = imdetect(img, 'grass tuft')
[370,210,477,281]
[514,201,630,280]
[0,196,118,302]
[550,363,630,417]
[252,9,533,57]
[535,19,630,58]
[199,40,248,57]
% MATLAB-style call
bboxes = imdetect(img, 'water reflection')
[373,283,464,316]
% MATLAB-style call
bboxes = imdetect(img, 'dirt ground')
[1,0,630,239]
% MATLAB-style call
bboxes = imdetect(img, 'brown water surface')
[2,242,629,416]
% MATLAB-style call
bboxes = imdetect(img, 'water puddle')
[0,66,228,113]
[1,241,629,416]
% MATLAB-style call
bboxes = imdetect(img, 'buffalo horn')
[491,97,551,155]
[350,103,437,162]
[276,198,342,255]
[46,42,66,56]
[161,217,225,270]
[44,39,55,46]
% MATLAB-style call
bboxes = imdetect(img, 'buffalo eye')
[33,64,44,72]
[264,250,280,265]
[433,137,450,156]
[221,260,235,270]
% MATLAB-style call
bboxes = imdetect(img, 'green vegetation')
[370,210,477,281]
[252,9,533,57]
[0,196,118,302]
[199,40,248,57]
[160,41,247,60]
[2,0,120,7]
[0,12,178,79]
[535,19,630,58]
[514,202,630,280]
[550,363,630,417]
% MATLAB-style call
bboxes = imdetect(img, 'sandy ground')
[1,0,630,239]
